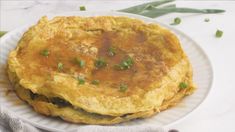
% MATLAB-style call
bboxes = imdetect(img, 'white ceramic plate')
[0,11,213,132]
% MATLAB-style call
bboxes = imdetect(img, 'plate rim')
[0,11,214,131]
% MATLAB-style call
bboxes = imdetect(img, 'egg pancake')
[7,16,195,124]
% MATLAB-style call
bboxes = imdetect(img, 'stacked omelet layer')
[7,16,195,124]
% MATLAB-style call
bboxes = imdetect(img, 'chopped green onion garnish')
[118,0,175,14]
[80,6,86,11]
[119,83,128,92]
[77,76,85,84]
[0,31,7,38]
[94,58,107,68]
[40,49,50,57]
[179,82,188,89]
[137,7,225,18]
[204,18,210,22]
[91,80,99,85]
[57,62,63,71]
[170,17,181,25]
[215,29,223,38]
[108,47,116,56]
[115,56,134,70]
[74,57,85,68]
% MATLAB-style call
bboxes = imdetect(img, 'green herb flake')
[108,47,116,56]
[91,80,100,85]
[170,17,181,25]
[77,76,85,85]
[115,56,134,70]
[40,49,50,57]
[74,57,85,68]
[204,18,210,22]
[0,31,7,38]
[119,83,128,92]
[80,6,86,11]
[179,82,188,89]
[57,62,63,71]
[94,58,107,68]
[215,29,223,38]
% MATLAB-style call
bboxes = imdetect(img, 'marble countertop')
[1,0,235,132]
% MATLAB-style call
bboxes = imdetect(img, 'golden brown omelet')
[7,16,195,124]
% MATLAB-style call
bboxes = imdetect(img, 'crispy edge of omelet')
[13,78,194,125]
[7,16,195,117]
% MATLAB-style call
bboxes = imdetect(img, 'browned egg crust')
[7,16,195,124]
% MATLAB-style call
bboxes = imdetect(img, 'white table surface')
[1,0,235,132]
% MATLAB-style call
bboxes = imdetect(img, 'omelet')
[7,16,195,124]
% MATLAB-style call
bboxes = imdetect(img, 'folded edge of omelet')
[7,62,195,124]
